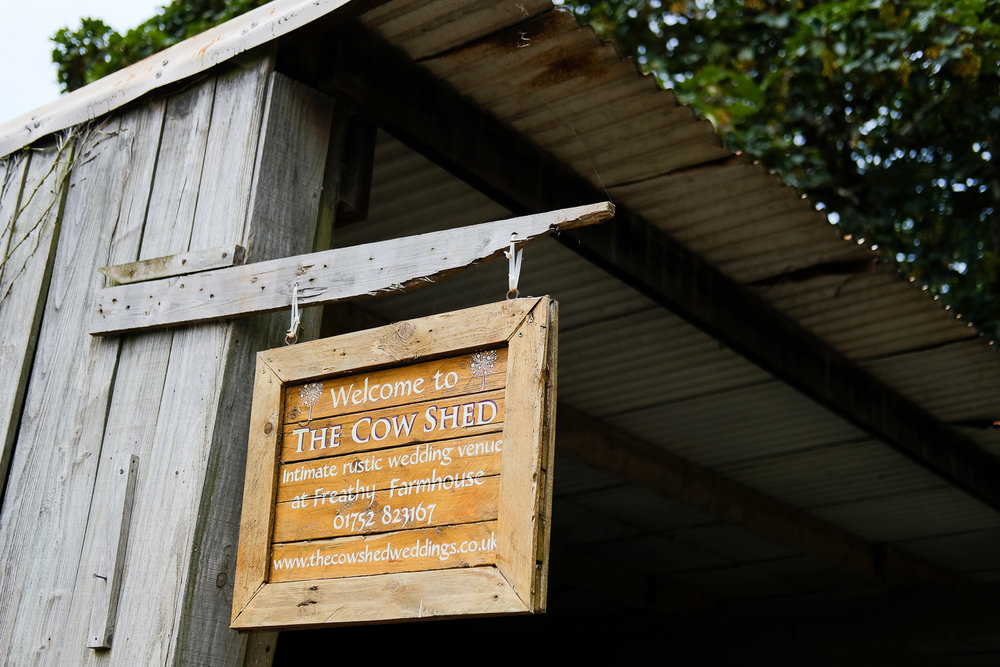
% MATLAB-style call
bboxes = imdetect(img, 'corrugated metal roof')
[348,129,1000,606]
[901,529,1000,579]
[717,439,944,509]
[812,487,1000,543]
[349,119,999,565]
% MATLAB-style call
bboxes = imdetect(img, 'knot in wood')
[395,321,415,340]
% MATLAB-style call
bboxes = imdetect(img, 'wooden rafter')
[287,19,1000,513]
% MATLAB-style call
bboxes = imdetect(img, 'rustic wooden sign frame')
[231,297,557,629]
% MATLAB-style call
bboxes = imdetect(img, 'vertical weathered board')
[0,106,165,664]
[172,71,333,666]
[62,77,219,666]
[68,55,286,667]
[0,142,71,499]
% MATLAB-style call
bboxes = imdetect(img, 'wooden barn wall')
[0,50,334,666]
[0,141,71,495]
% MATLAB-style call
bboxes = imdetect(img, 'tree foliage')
[566,0,1000,339]
[51,0,269,92]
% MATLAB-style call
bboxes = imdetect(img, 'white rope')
[505,234,523,299]
[285,282,301,345]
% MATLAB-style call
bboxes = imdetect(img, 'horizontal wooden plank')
[231,567,526,629]
[277,433,503,502]
[281,389,505,463]
[90,203,613,335]
[98,244,245,284]
[285,347,506,423]
[263,298,539,382]
[269,521,497,582]
[272,474,499,543]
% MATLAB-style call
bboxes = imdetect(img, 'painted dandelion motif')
[299,382,323,420]
[470,350,498,391]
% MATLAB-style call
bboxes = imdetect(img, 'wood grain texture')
[234,297,555,628]
[90,203,612,335]
[283,348,507,422]
[495,297,551,607]
[0,142,70,499]
[99,244,246,284]
[276,433,503,503]
[233,357,284,623]
[272,475,500,543]
[0,151,28,283]
[269,521,497,582]
[0,0,380,157]
[262,298,541,381]
[172,60,331,667]
[70,80,221,667]
[86,455,139,649]
[0,104,164,665]
[535,299,558,611]
[232,567,526,630]
[280,390,505,462]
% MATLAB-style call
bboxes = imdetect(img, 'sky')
[0,0,166,124]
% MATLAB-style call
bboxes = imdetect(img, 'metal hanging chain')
[285,282,301,345]
[505,234,523,300]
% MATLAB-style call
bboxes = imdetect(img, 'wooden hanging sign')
[231,297,557,629]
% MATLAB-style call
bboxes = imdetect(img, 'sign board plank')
[269,522,497,582]
[273,476,499,543]
[90,202,611,335]
[280,390,506,462]
[232,298,557,629]
[276,433,503,503]
[283,348,508,422]
[234,569,527,629]
[498,297,557,605]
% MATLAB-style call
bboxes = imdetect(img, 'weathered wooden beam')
[307,20,1000,513]
[556,406,958,587]
[89,202,613,336]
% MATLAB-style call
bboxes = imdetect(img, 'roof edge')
[0,0,355,158]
